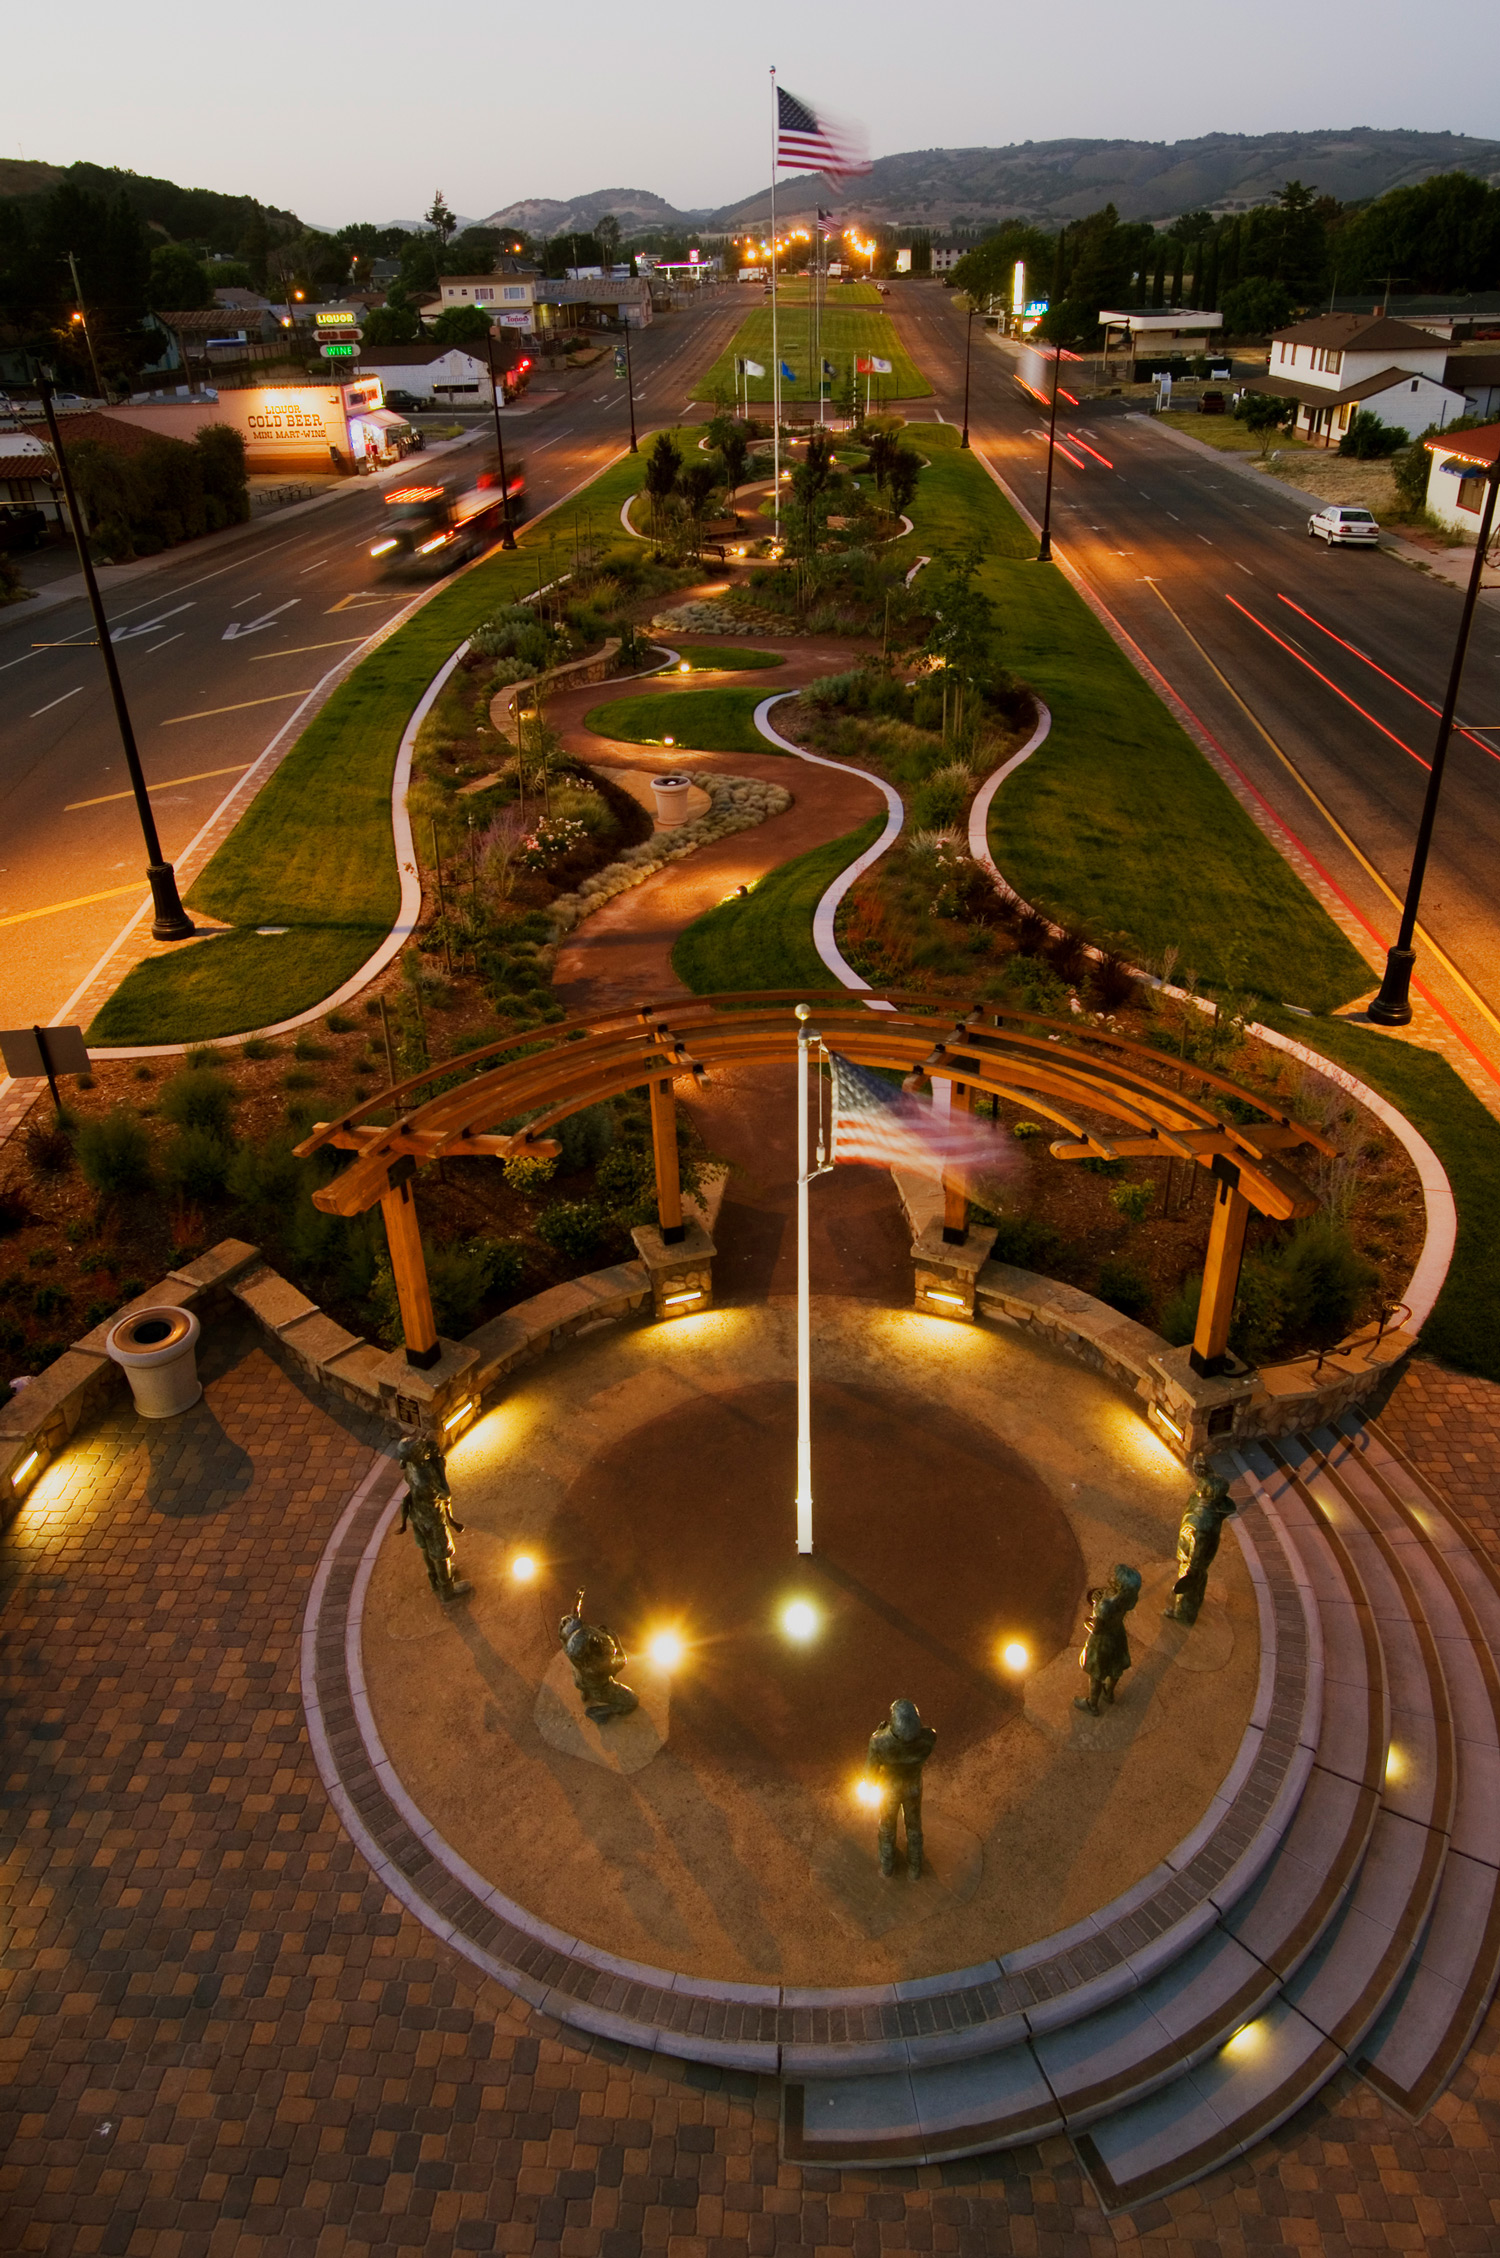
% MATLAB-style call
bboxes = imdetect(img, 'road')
[889,282,1500,1080]
[0,292,744,1032]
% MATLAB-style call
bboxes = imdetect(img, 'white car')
[1308,504,1380,547]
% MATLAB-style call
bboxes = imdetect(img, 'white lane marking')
[1235,562,1255,576]
[30,686,84,718]
[222,596,299,641]
[1167,511,1181,520]
[1197,534,1214,545]
[298,557,330,573]
[145,633,185,654]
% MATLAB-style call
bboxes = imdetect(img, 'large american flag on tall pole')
[828,1055,1018,1185]
[775,87,871,183]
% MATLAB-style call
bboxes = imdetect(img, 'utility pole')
[38,380,193,939]
[1036,339,1063,562]
[622,314,638,452]
[960,301,976,449]
[66,251,107,400]
[481,323,517,546]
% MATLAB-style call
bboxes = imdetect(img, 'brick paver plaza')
[3,1311,1499,2258]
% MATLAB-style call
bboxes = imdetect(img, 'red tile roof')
[1424,421,1500,464]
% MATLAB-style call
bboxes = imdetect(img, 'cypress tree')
[1170,242,1184,306]
[1152,243,1166,308]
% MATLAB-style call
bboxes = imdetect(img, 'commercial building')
[533,276,652,333]
[1098,308,1224,378]
[105,378,402,474]
[1241,313,1468,447]
[1423,420,1500,536]
[436,269,539,331]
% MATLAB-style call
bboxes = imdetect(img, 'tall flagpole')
[770,66,781,545]
[795,1002,813,1553]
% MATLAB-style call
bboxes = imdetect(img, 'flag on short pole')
[742,358,766,377]
[775,87,872,183]
[780,360,797,381]
[828,1055,1018,1185]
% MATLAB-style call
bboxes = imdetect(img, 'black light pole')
[959,302,976,449]
[1369,455,1500,1026]
[39,382,192,939]
[481,324,517,548]
[621,316,638,453]
[1036,339,1063,563]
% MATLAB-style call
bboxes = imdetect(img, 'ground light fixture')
[1224,2022,1261,2057]
[510,1553,538,1583]
[647,1630,685,1670]
[780,1598,820,1643]
[1001,1640,1030,1673]
[854,1778,883,1809]
[38,381,193,940]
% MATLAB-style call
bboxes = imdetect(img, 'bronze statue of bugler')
[867,1698,938,1878]
[1075,1564,1142,1715]
[559,1592,639,1723]
[396,1434,472,1602]
[1165,1457,1236,1626]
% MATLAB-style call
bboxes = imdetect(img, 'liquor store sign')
[213,384,380,465]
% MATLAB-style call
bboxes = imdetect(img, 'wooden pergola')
[295,991,1335,1378]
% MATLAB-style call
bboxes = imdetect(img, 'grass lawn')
[1258,1007,1500,1383]
[895,424,1370,1012]
[1156,411,1311,457]
[581,686,772,755]
[89,438,691,1045]
[672,819,883,994]
[700,305,930,406]
[665,645,785,672]
[765,277,884,306]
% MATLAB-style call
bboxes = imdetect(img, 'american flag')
[776,87,871,181]
[828,1055,1017,1185]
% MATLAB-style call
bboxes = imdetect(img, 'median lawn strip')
[671,818,883,994]
[699,305,930,405]
[87,438,696,1045]
[581,686,772,756]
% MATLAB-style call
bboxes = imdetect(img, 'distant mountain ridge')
[485,129,1500,239]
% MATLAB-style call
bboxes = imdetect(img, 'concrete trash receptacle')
[107,1305,203,1418]
[651,772,694,825]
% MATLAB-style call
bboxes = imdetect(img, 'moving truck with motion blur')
[368,466,526,576]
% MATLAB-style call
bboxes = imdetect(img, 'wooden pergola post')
[649,1075,685,1245]
[1191,1161,1251,1378]
[380,1158,440,1368]
[942,1081,971,1245]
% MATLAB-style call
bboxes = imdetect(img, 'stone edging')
[294,1352,1317,2077]
[547,772,793,940]
[751,693,904,999]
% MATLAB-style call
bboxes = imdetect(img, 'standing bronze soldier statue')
[1074,1564,1142,1715]
[867,1698,938,1879]
[396,1433,473,1602]
[559,1593,639,1723]
[1165,1456,1237,1626]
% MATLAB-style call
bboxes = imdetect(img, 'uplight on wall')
[923,1287,967,1311]
[662,1288,703,1310]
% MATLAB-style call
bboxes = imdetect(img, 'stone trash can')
[651,772,694,826]
[106,1305,203,1419]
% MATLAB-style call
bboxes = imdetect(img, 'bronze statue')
[396,1433,472,1603]
[867,1698,938,1879]
[559,1592,639,1723]
[1165,1456,1237,1626]
[1074,1564,1142,1715]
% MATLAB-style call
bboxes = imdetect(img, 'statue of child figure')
[1074,1564,1142,1715]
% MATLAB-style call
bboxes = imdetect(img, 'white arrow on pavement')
[111,603,195,642]
[223,597,299,641]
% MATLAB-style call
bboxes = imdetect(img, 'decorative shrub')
[159,1067,236,1139]
[75,1110,152,1199]
[1109,1181,1155,1225]
[535,1198,612,1262]
[1096,1257,1152,1319]
[503,1153,557,1194]
[161,1125,232,1202]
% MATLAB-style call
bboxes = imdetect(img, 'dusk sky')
[8,0,1500,225]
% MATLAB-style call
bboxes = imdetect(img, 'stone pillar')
[911,1217,998,1320]
[630,1220,716,1318]
[1146,1345,1262,1461]
[369,1338,482,1440]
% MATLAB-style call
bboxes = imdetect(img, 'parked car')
[383,388,423,412]
[1308,505,1380,547]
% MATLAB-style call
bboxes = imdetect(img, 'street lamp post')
[66,253,108,402]
[959,301,976,449]
[481,324,517,548]
[38,381,193,940]
[1368,455,1500,1026]
[621,315,638,453]
[1036,339,1064,563]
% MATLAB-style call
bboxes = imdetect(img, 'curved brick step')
[1329,1419,1500,2120]
[1071,1431,1457,2210]
[783,1472,1369,2167]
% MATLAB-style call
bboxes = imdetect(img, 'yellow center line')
[1146,577,1500,1044]
[66,764,251,811]
[0,882,147,930]
[162,691,313,725]
[249,637,370,661]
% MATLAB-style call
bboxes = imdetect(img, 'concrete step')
[1072,1432,1457,2209]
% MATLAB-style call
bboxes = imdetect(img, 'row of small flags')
[735,356,892,380]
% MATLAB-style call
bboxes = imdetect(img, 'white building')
[1423,421,1500,535]
[436,270,539,332]
[355,343,516,408]
[1244,313,1468,447]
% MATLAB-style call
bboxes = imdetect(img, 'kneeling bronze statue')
[1075,1564,1142,1715]
[1165,1456,1236,1625]
[559,1592,639,1723]
[397,1433,472,1603]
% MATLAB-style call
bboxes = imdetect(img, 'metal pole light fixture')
[621,317,638,454]
[1368,454,1500,1026]
[481,324,517,548]
[959,302,976,449]
[1036,340,1064,563]
[38,381,193,940]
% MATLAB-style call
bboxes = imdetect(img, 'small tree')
[430,302,493,345]
[1338,410,1406,460]
[643,432,682,539]
[679,463,718,555]
[426,190,458,250]
[717,425,750,511]
[1234,391,1296,457]
[888,446,922,515]
[1220,277,1293,339]
[361,297,422,345]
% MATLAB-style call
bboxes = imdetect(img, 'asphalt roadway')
[890,281,1500,1083]
[0,291,745,1033]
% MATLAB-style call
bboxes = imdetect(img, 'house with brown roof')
[1241,312,1468,446]
[1422,420,1500,536]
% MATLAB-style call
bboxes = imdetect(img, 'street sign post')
[1,1024,91,1114]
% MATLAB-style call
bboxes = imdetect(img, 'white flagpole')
[770,66,781,546]
[795,1001,813,1552]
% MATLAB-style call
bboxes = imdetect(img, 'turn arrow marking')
[111,603,195,641]
[223,597,299,641]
